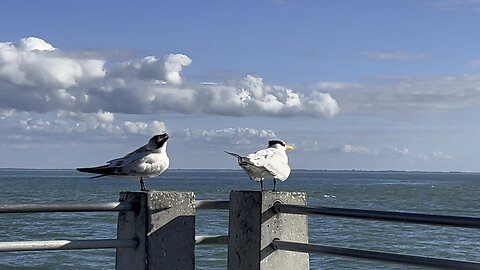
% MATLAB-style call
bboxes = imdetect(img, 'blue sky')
[1,1,480,171]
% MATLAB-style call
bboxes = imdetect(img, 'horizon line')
[0,168,478,174]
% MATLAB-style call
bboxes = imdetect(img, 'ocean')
[0,169,479,270]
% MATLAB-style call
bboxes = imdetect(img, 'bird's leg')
[273,178,276,191]
[140,177,147,191]
[260,180,264,191]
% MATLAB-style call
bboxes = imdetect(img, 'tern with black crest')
[225,139,294,191]
[77,133,170,191]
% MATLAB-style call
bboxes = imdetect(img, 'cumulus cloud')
[0,109,16,119]
[0,37,339,118]
[298,140,451,163]
[335,75,480,116]
[340,144,378,156]
[0,37,105,88]
[109,54,192,85]
[391,147,410,155]
[181,127,278,148]
[317,81,362,90]
[432,151,453,159]
[16,111,165,136]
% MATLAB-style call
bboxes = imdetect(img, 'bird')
[76,133,170,191]
[225,139,294,191]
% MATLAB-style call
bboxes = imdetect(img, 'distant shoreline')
[0,168,478,174]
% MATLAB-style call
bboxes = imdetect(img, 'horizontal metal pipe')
[273,204,480,228]
[195,200,229,210]
[195,235,228,245]
[0,202,134,213]
[0,239,137,252]
[272,240,480,270]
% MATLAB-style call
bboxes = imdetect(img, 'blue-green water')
[0,169,479,269]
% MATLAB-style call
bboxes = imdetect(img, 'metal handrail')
[0,239,138,252]
[272,240,480,270]
[195,200,229,210]
[0,202,134,213]
[195,235,228,245]
[273,203,480,228]
[194,201,229,247]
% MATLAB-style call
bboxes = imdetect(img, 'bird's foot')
[140,179,148,192]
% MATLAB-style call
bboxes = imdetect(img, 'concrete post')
[227,191,309,270]
[116,191,196,270]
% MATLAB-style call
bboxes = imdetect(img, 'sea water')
[0,169,479,269]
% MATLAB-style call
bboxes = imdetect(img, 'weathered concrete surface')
[260,192,309,270]
[116,191,195,270]
[116,192,147,270]
[228,191,309,270]
[228,191,262,269]
[147,191,195,270]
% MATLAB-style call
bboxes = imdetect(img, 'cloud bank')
[0,37,340,118]
[181,127,277,148]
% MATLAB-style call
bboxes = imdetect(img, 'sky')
[1,0,480,171]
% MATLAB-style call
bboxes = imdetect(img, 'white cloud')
[335,75,480,116]
[317,81,362,90]
[124,120,165,134]
[0,37,339,118]
[181,127,277,148]
[392,147,410,155]
[362,51,426,61]
[432,151,453,159]
[298,140,443,162]
[0,37,105,88]
[110,54,192,85]
[340,144,378,156]
[16,111,165,137]
[0,109,16,119]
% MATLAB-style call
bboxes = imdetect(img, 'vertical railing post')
[116,191,196,270]
[116,191,147,270]
[227,191,309,270]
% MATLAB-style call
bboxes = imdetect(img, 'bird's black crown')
[150,133,169,148]
[268,140,286,147]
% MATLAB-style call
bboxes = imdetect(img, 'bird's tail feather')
[224,151,255,166]
[76,165,117,176]
[224,151,241,158]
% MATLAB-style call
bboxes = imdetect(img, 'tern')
[77,133,170,191]
[225,139,294,191]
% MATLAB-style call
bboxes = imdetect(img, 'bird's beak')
[286,144,295,151]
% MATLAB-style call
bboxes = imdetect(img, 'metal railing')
[194,200,229,246]
[1,193,479,269]
[272,202,480,269]
[0,202,134,213]
[0,202,137,253]
[0,239,137,252]
[271,240,480,270]
[273,203,480,228]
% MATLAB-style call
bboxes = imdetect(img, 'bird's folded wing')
[107,145,148,165]
[245,149,276,175]
[264,153,290,180]
[246,149,275,167]
[248,149,290,180]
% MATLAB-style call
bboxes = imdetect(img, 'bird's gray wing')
[247,148,290,180]
[107,145,148,167]
[77,144,151,177]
